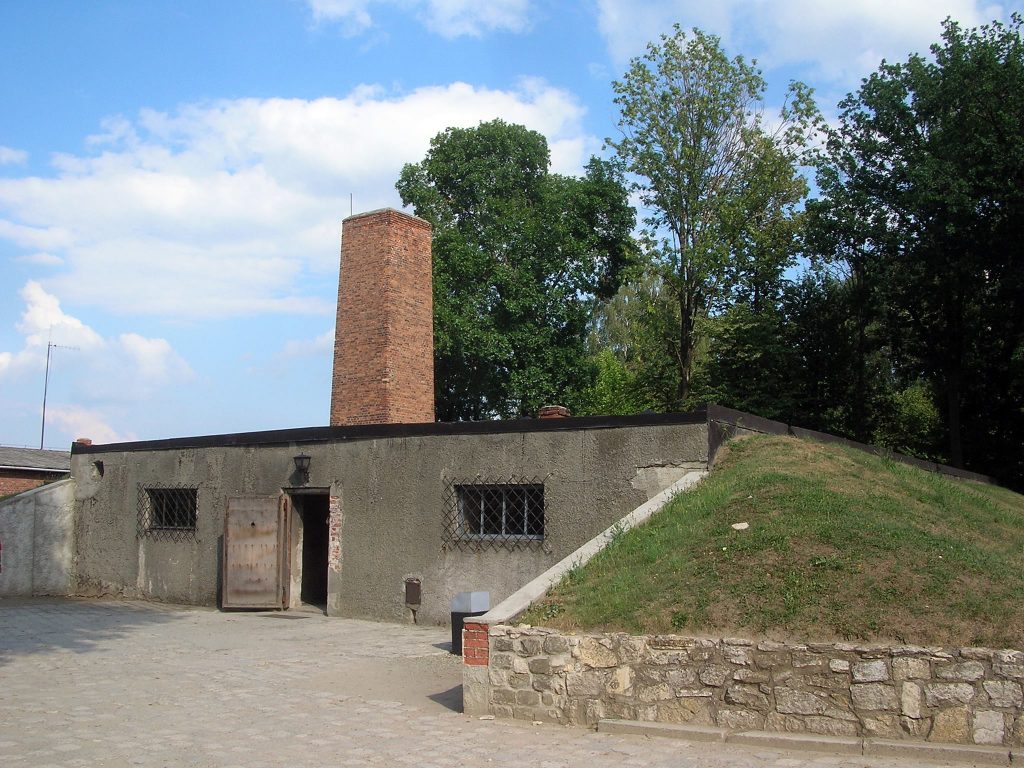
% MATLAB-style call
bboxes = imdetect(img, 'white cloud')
[46,405,137,445]
[420,0,531,37]
[0,146,28,165]
[595,1,1013,86]
[0,280,192,394]
[306,0,532,38]
[16,251,64,266]
[0,81,590,320]
[280,328,336,360]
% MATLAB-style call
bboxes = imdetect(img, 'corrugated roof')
[0,446,71,472]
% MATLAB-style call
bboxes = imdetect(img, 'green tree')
[808,15,1024,479]
[396,119,637,420]
[608,25,818,408]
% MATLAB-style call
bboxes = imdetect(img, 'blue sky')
[1,0,1019,448]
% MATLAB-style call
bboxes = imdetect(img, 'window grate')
[137,485,198,542]
[443,477,545,550]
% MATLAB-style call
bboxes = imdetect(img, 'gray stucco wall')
[0,479,75,596]
[69,421,708,624]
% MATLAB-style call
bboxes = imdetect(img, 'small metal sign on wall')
[222,495,289,609]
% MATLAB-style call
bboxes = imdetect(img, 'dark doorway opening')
[292,493,330,608]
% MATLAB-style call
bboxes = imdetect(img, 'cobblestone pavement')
[0,598,969,767]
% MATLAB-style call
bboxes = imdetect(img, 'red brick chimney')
[330,208,435,426]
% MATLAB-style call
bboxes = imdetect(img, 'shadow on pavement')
[0,597,186,666]
[428,684,464,713]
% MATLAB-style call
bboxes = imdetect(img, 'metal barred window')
[137,485,198,542]
[443,478,545,550]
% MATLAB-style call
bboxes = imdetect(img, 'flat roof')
[70,408,709,455]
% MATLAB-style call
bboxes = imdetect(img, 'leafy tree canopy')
[608,25,819,408]
[396,119,637,420]
[808,14,1024,478]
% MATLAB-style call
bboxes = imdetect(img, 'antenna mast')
[40,339,78,449]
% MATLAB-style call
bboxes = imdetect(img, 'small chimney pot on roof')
[537,405,571,419]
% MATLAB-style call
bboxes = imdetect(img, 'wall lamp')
[293,453,311,484]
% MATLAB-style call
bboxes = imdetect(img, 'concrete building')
[1,208,712,622]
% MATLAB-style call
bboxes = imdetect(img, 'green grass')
[522,435,1024,647]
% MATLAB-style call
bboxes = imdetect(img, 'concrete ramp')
[0,479,75,597]
[479,470,707,625]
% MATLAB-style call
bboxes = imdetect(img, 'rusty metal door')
[222,495,290,609]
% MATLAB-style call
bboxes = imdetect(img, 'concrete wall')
[0,479,75,596]
[69,420,708,624]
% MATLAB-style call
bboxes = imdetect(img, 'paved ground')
[0,598,977,767]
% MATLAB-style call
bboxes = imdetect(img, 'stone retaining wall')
[469,624,1024,747]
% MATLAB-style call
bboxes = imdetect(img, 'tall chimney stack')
[330,208,435,426]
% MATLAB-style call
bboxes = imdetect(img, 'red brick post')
[462,621,490,666]
[330,208,434,426]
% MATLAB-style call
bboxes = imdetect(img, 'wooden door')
[222,495,289,609]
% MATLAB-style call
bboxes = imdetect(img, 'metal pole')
[40,342,53,449]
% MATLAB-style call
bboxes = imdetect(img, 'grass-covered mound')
[523,434,1024,648]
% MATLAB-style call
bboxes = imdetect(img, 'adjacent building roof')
[0,446,72,473]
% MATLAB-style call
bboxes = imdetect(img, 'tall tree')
[396,119,636,420]
[808,15,1024,477]
[608,25,818,408]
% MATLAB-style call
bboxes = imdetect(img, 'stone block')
[519,636,543,656]
[776,687,828,715]
[566,670,606,697]
[996,650,1024,665]
[994,663,1024,680]
[793,651,824,668]
[960,648,995,661]
[724,645,753,666]
[657,697,713,725]
[901,682,923,719]
[860,713,901,738]
[512,657,530,674]
[829,659,851,673]
[756,651,791,667]
[491,653,513,669]
[666,668,698,687]
[935,661,985,682]
[507,672,532,689]
[492,689,516,705]
[492,704,514,719]
[925,682,977,706]
[973,710,1006,745]
[892,657,930,681]
[493,636,514,652]
[515,689,540,706]
[725,684,770,711]
[901,714,932,737]
[851,683,898,711]
[527,657,551,675]
[542,636,569,655]
[804,673,851,691]
[766,712,807,732]
[637,682,673,702]
[732,668,769,684]
[675,688,713,698]
[717,708,765,731]
[488,668,507,687]
[578,638,618,668]
[984,680,1023,708]
[852,659,890,682]
[699,664,732,687]
[606,665,634,695]
[930,707,971,743]
[618,636,647,663]
[805,715,860,737]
